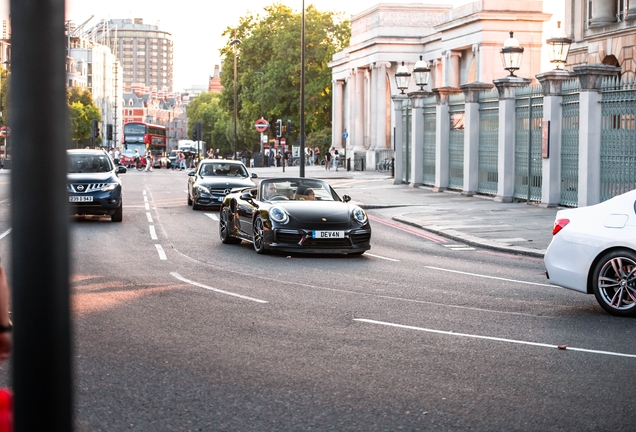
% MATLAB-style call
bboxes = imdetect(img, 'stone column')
[448,51,462,89]
[353,67,366,152]
[460,82,494,196]
[369,65,378,152]
[432,87,457,192]
[590,0,617,27]
[408,91,430,187]
[493,76,532,202]
[391,94,407,185]
[574,63,621,206]
[333,80,344,150]
[472,45,481,82]
[376,62,389,150]
[536,70,574,207]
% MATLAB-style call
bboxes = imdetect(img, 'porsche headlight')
[100,183,118,192]
[269,206,289,224]
[196,185,210,194]
[352,207,367,225]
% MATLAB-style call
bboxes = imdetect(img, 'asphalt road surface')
[0,168,635,431]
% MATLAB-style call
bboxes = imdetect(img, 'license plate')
[313,230,344,238]
[69,196,93,202]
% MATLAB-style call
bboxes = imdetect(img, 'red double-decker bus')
[122,122,167,167]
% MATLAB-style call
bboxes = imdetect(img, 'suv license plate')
[313,230,344,238]
[70,196,93,202]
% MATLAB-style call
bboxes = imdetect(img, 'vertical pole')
[10,0,73,430]
[299,0,305,177]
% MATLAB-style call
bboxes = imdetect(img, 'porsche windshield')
[260,179,337,201]
[199,163,248,178]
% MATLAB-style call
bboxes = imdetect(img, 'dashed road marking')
[170,272,268,304]
[0,229,10,240]
[155,244,167,260]
[443,244,476,251]
[144,196,148,202]
[354,318,636,358]
[426,266,551,287]
[146,212,153,223]
[149,225,158,240]
[145,203,150,210]
[204,213,219,221]
[366,253,399,262]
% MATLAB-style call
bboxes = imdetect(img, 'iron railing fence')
[422,96,437,186]
[560,79,580,207]
[448,92,465,190]
[477,88,499,195]
[514,85,544,202]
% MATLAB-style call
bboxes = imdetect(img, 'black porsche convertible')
[219,178,371,255]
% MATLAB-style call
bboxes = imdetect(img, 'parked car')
[544,189,636,317]
[218,177,372,255]
[187,160,257,210]
[165,150,179,168]
[67,149,127,222]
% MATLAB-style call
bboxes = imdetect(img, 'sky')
[0,0,564,91]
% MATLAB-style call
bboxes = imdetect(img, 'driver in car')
[263,182,278,200]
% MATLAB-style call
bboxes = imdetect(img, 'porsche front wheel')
[592,249,636,317]
[253,217,268,254]
[219,207,241,245]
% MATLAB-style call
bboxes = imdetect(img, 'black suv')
[67,149,127,222]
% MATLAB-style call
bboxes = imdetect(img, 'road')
[0,168,635,431]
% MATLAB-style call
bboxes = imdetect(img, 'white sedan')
[544,189,636,317]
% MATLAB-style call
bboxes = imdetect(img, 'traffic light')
[275,119,282,138]
[106,124,113,141]
[191,128,197,140]
[287,120,293,138]
[91,119,100,138]
[192,122,202,140]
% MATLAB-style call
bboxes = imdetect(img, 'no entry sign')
[255,118,268,133]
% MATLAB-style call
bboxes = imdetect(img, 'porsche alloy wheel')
[219,207,241,245]
[592,250,636,317]
[253,217,268,254]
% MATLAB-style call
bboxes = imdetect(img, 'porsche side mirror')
[117,166,127,174]
[240,192,253,201]
[342,194,351,203]
[187,170,195,176]
[251,173,258,178]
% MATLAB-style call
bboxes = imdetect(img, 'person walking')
[325,148,332,171]
[179,151,187,170]
[145,151,153,171]
[333,149,339,171]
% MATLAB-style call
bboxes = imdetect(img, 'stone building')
[329,0,550,168]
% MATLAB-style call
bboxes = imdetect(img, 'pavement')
[249,163,561,258]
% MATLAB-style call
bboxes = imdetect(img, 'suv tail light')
[552,218,570,235]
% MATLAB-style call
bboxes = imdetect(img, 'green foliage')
[305,127,332,157]
[186,92,232,156]
[0,69,9,129]
[217,2,350,153]
[67,87,101,148]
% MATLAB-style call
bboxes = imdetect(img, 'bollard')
[391,157,395,178]
[347,158,351,171]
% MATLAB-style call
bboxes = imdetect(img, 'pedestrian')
[314,147,320,166]
[308,148,314,166]
[179,151,187,170]
[275,151,282,167]
[207,149,214,159]
[133,149,140,168]
[333,149,339,171]
[325,148,332,171]
[214,148,220,159]
[114,147,120,165]
[145,151,153,171]
[0,265,13,364]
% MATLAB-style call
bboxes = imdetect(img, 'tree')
[218,3,350,152]
[67,87,101,148]
[186,92,232,156]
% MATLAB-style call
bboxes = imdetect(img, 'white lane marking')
[426,266,552,287]
[145,203,150,210]
[354,318,636,359]
[170,272,268,304]
[144,196,148,202]
[155,244,167,260]
[366,253,399,262]
[146,212,153,223]
[149,225,158,240]
[204,213,219,221]
[143,190,147,195]
[0,229,11,240]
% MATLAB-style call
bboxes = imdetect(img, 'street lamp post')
[500,31,524,77]
[546,21,572,70]
[300,0,306,177]
[395,61,411,94]
[230,38,241,160]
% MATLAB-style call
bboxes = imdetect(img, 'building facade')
[329,1,550,169]
[98,18,174,92]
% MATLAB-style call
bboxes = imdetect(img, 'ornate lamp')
[412,56,430,91]
[546,21,572,70]
[395,61,411,94]
[500,31,524,76]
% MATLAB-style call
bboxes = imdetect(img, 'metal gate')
[448,93,465,190]
[422,96,437,186]
[514,85,543,202]
[402,100,411,184]
[477,88,499,195]
[560,79,580,207]
[600,76,636,202]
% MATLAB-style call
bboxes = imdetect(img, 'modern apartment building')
[98,18,174,91]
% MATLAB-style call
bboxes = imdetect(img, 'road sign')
[342,131,349,138]
[255,118,268,133]
[280,137,286,145]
